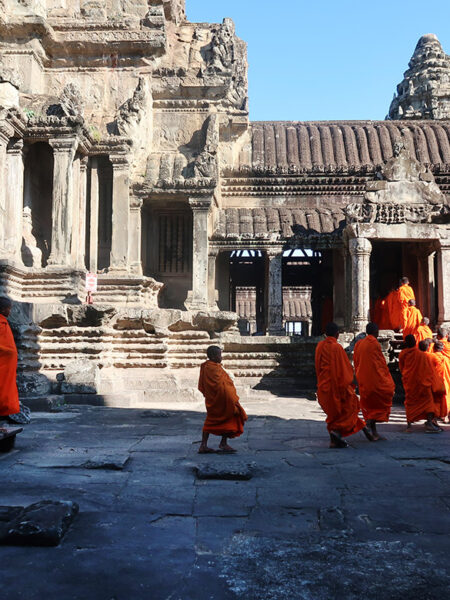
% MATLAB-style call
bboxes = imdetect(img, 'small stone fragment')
[194,462,256,480]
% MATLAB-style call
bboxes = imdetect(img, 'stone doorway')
[370,240,438,325]
[229,250,265,334]
[22,142,54,267]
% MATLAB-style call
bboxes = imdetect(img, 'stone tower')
[388,33,450,120]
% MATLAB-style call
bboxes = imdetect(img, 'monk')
[398,277,415,329]
[426,340,450,421]
[354,323,395,440]
[0,297,20,420]
[198,346,247,454]
[315,322,374,448]
[399,335,444,433]
[415,317,433,343]
[402,299,423,339]
[386,287,402,330]
[436,327,450,359]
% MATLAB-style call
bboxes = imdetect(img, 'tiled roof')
[214,207,346,240]
[248,121,450,172]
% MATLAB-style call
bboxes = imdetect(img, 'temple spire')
[388,33,450,120]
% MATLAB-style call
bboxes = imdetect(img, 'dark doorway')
[230,250,265,334]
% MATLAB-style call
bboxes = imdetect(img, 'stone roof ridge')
[251,119,450,126]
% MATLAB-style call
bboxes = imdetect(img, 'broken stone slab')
[24,451,130,470]
[0,426,23,452]
[0,500,79,547]
[194,461,256,481]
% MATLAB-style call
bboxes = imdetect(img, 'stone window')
[157,212,191,275]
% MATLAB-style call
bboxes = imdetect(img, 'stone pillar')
[332,247,346,327]
[266,249,284,336]
[5,139,24,261]
[129,197,143,277]
[437,241,450,327]
[88,157,99,273]
[0,126,11,252]
[77,156,88,270]
[349,237,372,332]
[216,251,231,311]
[109,154,130,274]
[48,137,77,267]
[208,248,219,309]
[185,197,212,310]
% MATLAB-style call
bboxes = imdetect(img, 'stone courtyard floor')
[1,396,450,600]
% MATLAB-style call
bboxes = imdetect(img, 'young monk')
[0,297,20,420]
[354,322,395,440]
[398,277,415,329]
[399,335,444,433]
[315,322,374,448]
[415,317,433,343]
[427,340,450,422]
[403,299,423,338]
[198,346,247,454]
[436,327,450,358]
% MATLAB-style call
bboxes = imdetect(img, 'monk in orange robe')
[415,317,433,343]
[386,288,402,330]
[399,335,444,433]
[315,322,374,448]
[0,297,20,419]
[354,322,395,440]
[402,300,423,338]
[398,277,415,329]
[426,340,450,421]
[198,346,247,454]
[435,327,450,359]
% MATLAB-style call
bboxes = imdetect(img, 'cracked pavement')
[1,398,450,599]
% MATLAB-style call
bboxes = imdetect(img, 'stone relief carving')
[46,84,84,121]
[192,114,219,180]
[114,77,149,139]
[200,18,248,110]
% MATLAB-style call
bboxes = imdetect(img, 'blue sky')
[186,0,450,122]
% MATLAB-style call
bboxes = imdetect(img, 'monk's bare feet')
[424,422,443,434]
[218,443,237,453]
[362,426,376,442]
[198,445,216,454]
[366,420,385,441]
[329,431,348,448]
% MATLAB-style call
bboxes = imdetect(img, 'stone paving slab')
[0,399,449,599]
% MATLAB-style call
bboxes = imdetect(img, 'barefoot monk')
[198,346,247,454]
[354,322,395,440]
[315,322,374,448]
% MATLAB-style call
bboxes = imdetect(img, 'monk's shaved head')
[206,345,222,363]
[422,317,430,325]
[400,277,410,285]
[437,327,448,340]
[404,334,416,348]
[408,299,416,306]
[0,296,12,317]
[418,339,431,352]
[434,341,444,352]
[366,322,379,337]
[325,322,339,338]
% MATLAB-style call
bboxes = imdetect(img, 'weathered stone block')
[0,500,79,547]
[194,462,256,480]
[61,358,100,394]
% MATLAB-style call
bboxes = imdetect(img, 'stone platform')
[1,398,450,599]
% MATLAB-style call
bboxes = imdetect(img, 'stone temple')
[1,1,450,404]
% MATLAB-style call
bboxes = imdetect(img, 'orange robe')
[377,297,392,330]
[415,324,433,343]
[386,290,402,330]
[198,360,247,438]
[315,336,365,437]
[398,284,415,329]
[0,314,20,416]
[403,306,423,338]
[428,352,450,418]
[354,335,395,422]
[399,347,444,423]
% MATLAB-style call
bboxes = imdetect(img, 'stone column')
[48,137,77,267]
[349,237,372,332]
[0,125,12,252]
[109,154,130,274]
[208,247,219,309]
[185,197,212,310]
[88,157,99,273]
[437,240,450,327]
[266,249,284,336]
[77,156,88,270]
[129,197,143,277]
[5,139,24,261]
